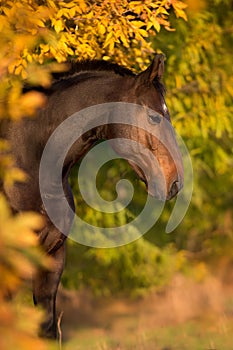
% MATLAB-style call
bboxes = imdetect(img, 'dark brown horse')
[2,54,183,338]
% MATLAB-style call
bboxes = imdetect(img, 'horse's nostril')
[168,181,179,199]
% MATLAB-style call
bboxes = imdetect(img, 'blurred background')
[0,0,232,349]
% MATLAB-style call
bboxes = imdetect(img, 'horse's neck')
[50,74,134,173]
[9,73,133,175]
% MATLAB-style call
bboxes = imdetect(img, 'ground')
[56,274,233,349]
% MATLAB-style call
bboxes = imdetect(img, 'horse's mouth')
[135,171,167,201]
[146,178,181,201]
[146,180,179,201]
[128,160,165,200]
[144,179,167,201]
[128,160,180,201]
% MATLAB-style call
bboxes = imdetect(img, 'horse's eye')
[148,113,162,125]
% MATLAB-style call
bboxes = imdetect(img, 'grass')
[58,275,233,350]
[63,317,233,350]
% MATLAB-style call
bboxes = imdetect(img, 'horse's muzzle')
[145,178,183,201]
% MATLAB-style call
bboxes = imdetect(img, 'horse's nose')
[167,180,181,200]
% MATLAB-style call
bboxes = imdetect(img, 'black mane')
[23,59,165,96]
[52,59,135,81]
[153,79,166,97]
[23,60,135,94]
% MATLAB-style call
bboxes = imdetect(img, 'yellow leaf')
[98,23,106,35]
[8,63,16,75]
[103,32,113,49]
[66,46,74,55]
[54,19,64,33]
[130,20,145,28]
[26,54,33,63]
[31,18,45,28]
[146,22,153,30]
[14,65,23,76]
[173,1,188,21]
[4,167,26,187]
[15,212,44,233]
[79,0,88,13]
[119,31,129,48]
[138,28,148,37]
[69,6,76,18]
[151,17,161,32]
[21,91,46,111]
[175,8,188,20]
[21,69,28,79]
[85,10,94,19]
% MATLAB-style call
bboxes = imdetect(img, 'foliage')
[0,194,53,349]
[1,0,187,81]
[0,0,188,122]
[62,240,188,297]
[153,0,233,260]
[0,195,49,295]
[0,2,53,348]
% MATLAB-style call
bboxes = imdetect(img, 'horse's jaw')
[127,160,182,201]
[127,160,165,201]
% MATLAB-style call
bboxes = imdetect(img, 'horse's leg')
[33,230,66,339]
[33,178,74,338]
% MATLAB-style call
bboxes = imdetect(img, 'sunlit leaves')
[171,0,188,21]
[0,0,188,123]
[0,185,55,349]
[163,12,233,142]
[0,304,47,350]
[0,192,51,291]
[0,194,52,349]
[62,240,187,296]
[154,0,233,263]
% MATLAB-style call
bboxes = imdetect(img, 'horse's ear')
[137,54,165,84]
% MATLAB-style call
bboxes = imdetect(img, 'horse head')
[107,55,184,200]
